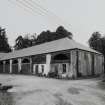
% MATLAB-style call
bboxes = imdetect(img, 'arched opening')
[53,54,69,60]
[22,58,30,63]
[50,53,70,77]
[0,61,3,65]
[12,59,18,64]
[5,60,9,64]
[0,61,3,73]
[21,58,30,74]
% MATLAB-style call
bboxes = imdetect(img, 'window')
[62,64,66,73]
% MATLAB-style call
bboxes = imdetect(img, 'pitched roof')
[0,37,101,60]
[0,53,7,59]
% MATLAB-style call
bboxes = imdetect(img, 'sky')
[0,0,105,46]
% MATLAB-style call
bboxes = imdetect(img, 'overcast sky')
[0,0,105,46]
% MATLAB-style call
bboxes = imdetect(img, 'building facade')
[0,37,104,78]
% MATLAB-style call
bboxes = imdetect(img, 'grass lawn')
[0,74,105,105]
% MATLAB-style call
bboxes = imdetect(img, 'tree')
[30,33,37,46]
[88,32,101,51]
[0,27,11,52]
[14,35,33,50]
[23,35,32,47]
[101,37,105,55]
[36,30,51,44]
[14,35,24,50]
[56,26,72,39]
[88,31,105,74]
[36,26,72,45]
[14,26,73,50]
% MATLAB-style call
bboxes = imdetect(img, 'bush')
[78,72,82,77]
[48,72,58,78]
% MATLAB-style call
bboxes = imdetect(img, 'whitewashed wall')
[94,55,104,75]
[78,51,93,76]
[78,50,104,76]
[68,50,77,78]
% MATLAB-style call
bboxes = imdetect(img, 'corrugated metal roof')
[0,37,101,60]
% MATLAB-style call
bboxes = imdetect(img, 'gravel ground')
[0,74,105,105]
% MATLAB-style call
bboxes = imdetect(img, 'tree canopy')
[35,26,72,45]
[14,35,32,50]
[88,32,105,72]
[0,27,11,53]
[88,32,105,56]
[14,26,73,50]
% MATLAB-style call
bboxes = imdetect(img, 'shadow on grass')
[68,87,83,95]
[54,93,73,105]
[0,92,16,105]
[98,81,105,90]
[21,89,46,96]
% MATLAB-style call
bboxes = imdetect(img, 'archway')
[22,58,30,63]
[51,53,70,77]
[12,59,18,64]
[21,58,30,74]
[0,61,3,73]
[53,53,69,61]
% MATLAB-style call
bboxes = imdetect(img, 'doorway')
[62,64,67,74]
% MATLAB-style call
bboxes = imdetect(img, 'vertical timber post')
[10,59,12,73]
[30,57,32,74]
[70,50,77,78]
[45,54,51,75]
[102,55,105,74]
[18,58,22,73]
[104,56,105,74]
[76,50,79,77]
[92,54,95,75]
[70,51,73,77]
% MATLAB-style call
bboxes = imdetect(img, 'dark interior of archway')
[53,54,69,60]
[5,60,9,64]
[0,61,3,65]
[22,58,30,63]
[13,59,18,64]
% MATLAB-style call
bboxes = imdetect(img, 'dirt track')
[0,74,105,105]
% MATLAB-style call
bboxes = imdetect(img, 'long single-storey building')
[0,37,104,78]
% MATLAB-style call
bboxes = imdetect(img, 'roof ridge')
[11,37,70,53]
[0,37,101,60]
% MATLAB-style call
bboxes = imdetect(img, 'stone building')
[0,37,104,78]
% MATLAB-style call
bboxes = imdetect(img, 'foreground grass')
[98,81,105,90]
[0,74,105,105]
